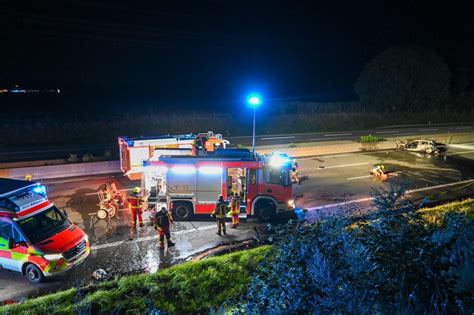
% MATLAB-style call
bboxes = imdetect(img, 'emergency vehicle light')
[171,166,196,174]
[268,154,291,166]
[198,167,222,175]
[33,185,47,196]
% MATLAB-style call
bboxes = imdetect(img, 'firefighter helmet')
[133,187,141,194]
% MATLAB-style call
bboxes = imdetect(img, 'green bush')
[360,134,381,142]
[232,190,474,313]
[67,153,79,163]
[288,142,297,148]
[81,154,94,163]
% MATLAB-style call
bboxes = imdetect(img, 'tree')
[354,46,451,112]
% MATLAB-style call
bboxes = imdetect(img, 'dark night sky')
[1,1,473,113]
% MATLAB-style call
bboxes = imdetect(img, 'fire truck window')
[249,169,256,185]
[264,166,290,186]
[0,221,13,241]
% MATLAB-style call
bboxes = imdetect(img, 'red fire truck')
[142,150,295,222]
[0,178,90,283]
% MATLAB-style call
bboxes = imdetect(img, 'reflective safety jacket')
[212,201,227,218]
[128,193,143,209]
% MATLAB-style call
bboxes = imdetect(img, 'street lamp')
[247,93,262,155]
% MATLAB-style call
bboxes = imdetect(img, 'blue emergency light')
[33,185,47,196]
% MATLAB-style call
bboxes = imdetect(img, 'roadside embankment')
[1,199,472,314]
[1,132,473,180]
[0,246,272,314]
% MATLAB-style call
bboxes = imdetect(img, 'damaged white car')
[397,139,439,154]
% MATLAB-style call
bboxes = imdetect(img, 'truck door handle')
[267,189,272,193]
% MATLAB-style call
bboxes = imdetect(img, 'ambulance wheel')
[97,209,108,220]
[256,200,276,222]
[172,202,193,221]
[25,264,44,283]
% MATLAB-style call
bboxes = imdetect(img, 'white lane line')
[90,224,216,251]
[375,130,399,134]
[318,162,368,170]
[406,179,474,194]
[419,128,439,131]
[324,133,352,137]
[347,175,371,180]
[307,197,373,211]
[306,179,474,211]
[261,136,295,140]
[455,127,472,130]
[447,150,474,156]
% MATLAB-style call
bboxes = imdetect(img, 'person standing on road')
[211,195,227,236]
[229,193,241,228]
[128,187,145,240]
[154,207,176,249]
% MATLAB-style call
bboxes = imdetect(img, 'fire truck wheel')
[256,201,276,222]
[172,202,193,221]
[25,264,44,283]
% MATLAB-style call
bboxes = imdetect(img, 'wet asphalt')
[1,143,474,302]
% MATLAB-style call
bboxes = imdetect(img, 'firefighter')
[229,192,241,228]
[128,187,144,240]
[371,164,386,177]
[211,195,227,236]
[154,207,175,249]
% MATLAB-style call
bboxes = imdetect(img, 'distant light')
[198,167,222,175]
[171,166,196,174]
[247,93,262,107]
[33,185,47,196]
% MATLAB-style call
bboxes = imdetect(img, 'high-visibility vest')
[214,202,227,218]
[129,195,142,209]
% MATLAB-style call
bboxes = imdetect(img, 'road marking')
[347,175,371,180]
[406,179,474,194]
[375,130,399,134]
[306,179,474,211]
[455,126,472,130]
[90,224,216,251]
[307,197,373,211]
[447,150,474,156]
[324,133,352,137]
[318,162,368,170]
[261,136,295,140]
[419,128,439,131]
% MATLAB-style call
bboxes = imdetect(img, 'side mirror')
[8,238,16,249]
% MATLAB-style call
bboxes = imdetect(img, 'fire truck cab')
[142,150,295,222]
[0,178,90,283]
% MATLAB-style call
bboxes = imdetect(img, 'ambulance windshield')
[16,206,69,244]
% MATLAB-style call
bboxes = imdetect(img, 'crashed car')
[397,139,439,154]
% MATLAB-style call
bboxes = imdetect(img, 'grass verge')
[0,246,272,315]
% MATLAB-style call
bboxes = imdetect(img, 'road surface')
[0,123,473,162]
[1,142,474,302]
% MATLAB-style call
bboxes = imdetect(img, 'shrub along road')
[1,143,474,303]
